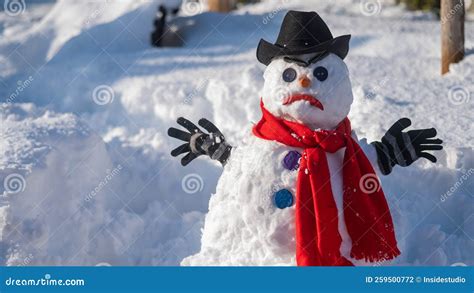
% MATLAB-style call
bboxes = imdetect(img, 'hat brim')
[256,34,351,66]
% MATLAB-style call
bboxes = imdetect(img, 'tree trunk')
[208,0,235,12]
[441,0,465,75]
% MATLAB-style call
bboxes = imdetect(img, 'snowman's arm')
[351,131,382,175]
[369,118,443,175]
[168,117,232,167]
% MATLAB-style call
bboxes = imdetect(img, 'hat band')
[277,39,323,49]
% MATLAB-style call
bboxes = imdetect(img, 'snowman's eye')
[282,68,297,82]
[313,66,328,81]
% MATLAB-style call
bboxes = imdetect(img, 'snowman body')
[182,131,379,266]
[182,52,385,266]
[182,134,298,265]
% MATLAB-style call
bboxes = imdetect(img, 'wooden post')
[469,0,474,13]
[441,0,465,75]
[208,0,235,12]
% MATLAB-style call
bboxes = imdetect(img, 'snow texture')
[1,0,473,266]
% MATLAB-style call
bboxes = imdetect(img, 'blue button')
[273,189,294,209]
[282,151,301,171]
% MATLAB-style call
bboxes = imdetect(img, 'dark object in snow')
[256,10,351,66]
[372,118,443,175]
[273,189,294,209]
[168,117,232,166]
[151,4,181,47]
[151,5,167,47]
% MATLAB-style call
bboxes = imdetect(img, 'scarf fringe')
[350,247,401,263]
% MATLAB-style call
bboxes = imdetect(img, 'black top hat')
[257,11,351,66]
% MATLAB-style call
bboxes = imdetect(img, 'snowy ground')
[0,0,473,266]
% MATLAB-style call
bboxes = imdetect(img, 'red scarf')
[252,101,400,266]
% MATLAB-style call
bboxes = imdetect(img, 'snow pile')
[0,0,473,266]
[0,103,214,265]
[1,103,113,265]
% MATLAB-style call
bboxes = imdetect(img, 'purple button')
[283,151,301,171]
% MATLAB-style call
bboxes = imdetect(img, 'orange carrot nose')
[299,76,311,88]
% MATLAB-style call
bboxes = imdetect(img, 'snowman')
[168,11,443,266]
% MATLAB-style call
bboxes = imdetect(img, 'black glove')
[168,117,232,166]
[371,118,443,175]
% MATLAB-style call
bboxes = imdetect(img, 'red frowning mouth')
[282,94,324,110]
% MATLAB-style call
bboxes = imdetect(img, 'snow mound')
[0,103,215,265]
[1,0,153,75]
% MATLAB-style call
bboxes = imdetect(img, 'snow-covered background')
[0,0,472,266]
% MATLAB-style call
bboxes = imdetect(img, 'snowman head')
[256,10,352,130]
[261,53,353,130]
